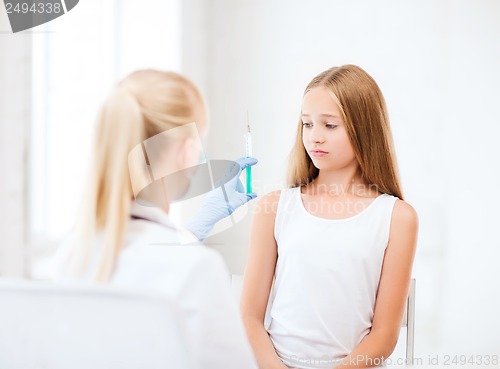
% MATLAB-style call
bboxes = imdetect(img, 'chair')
[0,278,196,369]
[402,278,416,365]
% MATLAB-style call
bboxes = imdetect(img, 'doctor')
[59,69,258,369]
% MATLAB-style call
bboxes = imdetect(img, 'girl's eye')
[302,122,337,129]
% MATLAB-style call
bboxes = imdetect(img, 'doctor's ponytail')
[65,70,206,282]
[66,88,144,282]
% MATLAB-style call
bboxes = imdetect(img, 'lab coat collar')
[129,201,178,230]
[129,201,200,244]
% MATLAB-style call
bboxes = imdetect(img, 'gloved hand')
[184,157,258,241]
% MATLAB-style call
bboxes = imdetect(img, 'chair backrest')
[0,278,196,369]
[401,278,416,365]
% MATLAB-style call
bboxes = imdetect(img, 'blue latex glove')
[184,157,258,241]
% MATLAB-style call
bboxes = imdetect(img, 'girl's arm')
[335,199,419,369]
[241,191,289,369]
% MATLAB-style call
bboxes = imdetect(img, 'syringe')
[244,111,253,194]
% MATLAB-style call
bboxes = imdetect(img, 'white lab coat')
[55,202,257,369]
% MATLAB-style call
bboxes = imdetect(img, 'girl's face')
[301,86,357,171]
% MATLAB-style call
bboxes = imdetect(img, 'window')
[30,0,180,248]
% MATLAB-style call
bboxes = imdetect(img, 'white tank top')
[267,187,398,369]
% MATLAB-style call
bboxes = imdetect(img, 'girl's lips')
[310,150,328,156]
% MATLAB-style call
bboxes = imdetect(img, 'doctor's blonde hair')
[286,64,404,200]
[66,70,206,282]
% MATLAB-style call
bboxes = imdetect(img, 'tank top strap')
[376,193,399,248]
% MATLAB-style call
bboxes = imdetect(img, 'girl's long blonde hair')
[65,70,206,282]
[286,64,404,200]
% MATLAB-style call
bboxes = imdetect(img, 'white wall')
[181,0,500,359]
[439,1,500,355]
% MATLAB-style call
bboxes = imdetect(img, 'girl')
[241,65,418,369]
[59,70,258,369]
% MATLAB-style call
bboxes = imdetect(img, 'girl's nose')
[310,128,325,144]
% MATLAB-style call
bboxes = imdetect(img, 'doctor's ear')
[176,136,201,171]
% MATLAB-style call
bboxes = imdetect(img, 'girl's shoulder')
[254,189,282,217]
[390,199,419,235]
[385,199,419,260]
[254,188,303,222]
[255,187,300,213]
[392,199,418,222]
